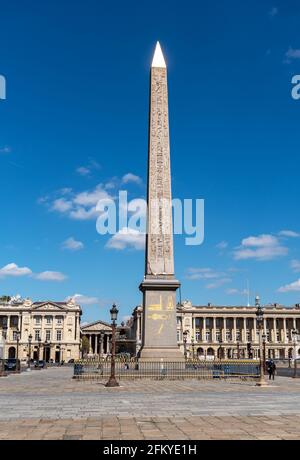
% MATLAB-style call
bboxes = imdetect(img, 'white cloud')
[226,288,248,296]
[62,237,84,251]
[76,166,91,176]
[0,263,32,278]
[66,294,100,305]
[73,185,111,207]
[52,198,73,213]
[291,259,300,273]
[106,227,145,250]
[278,279,300,293]
[233,234,288,261]
[121,173,142,185]
[35,271,67,281]
[278,230,300,238]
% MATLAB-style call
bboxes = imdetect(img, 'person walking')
[267,360,276,380]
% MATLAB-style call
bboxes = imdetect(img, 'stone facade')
[130,301,300,360]
[0,298,81,362]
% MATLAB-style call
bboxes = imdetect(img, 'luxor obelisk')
[139,42,183,361]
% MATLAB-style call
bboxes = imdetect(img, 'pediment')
[32,302,67,311]
[81,320,112,332]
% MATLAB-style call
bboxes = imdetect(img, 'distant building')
[0,297,81,362]
[130,301,300,360]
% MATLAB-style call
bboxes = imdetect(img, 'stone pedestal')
[139,278,184,361]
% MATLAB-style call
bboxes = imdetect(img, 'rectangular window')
[46,330,51,341]
[177,331,180,342]
[226,331,231,341]
[56,330,62,341]
[46,316,52,324]
[216,331,221,342]
[195,331,200,341]
[13,331,18,341]
[56,317,63,325]
[35,316,41,324]
[35,330,40,341]
[205,331,211,342]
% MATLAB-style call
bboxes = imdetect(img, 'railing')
[73,358,260,381]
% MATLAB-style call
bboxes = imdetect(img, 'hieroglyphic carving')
[146,66,174,276]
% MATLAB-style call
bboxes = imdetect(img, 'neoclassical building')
[0,297,81,362]
[130,301,300,360]
[80,320,136,358]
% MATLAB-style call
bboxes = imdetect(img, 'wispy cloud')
[61,237,84,251]
[121,173,143,185]
[278,279,300,293]
[106,227,145,250]
[216,241,228,250]
[76,159,101,177]
[233,234,288,261]
[206,278,232,289]
[284,48,300,64]
[66,293,101,305]
[34,271,67,281]
[186,268,225,280]
[278,230,300,238]
[291,259,300,273]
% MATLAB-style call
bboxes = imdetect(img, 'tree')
[0,296,11,303]
[81,336,90,357]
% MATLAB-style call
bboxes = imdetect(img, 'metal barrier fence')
[73,359,260,381]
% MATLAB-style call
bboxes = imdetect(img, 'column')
[293,318,297,330]
[89,335,92,353]
[233,317,237,343]
[253,317,257,343]
[223,317,227,343]
[283,318,287,343]
[213,317,216,342]
[203,317,206,342]
[136,314,140,343]
[273,318,277,343]
[95,334,99,355]
[243,317,247,343]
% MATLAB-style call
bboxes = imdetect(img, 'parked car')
[4,358,18,372]
[34,360,46,369]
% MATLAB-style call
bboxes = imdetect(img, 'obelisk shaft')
[145,53,174,278]
[139,43,183,361]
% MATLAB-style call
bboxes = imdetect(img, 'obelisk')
[139,42,183,361]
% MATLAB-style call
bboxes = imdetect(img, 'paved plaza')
[0,367,300,439]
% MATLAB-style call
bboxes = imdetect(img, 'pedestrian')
[267,360,276,380]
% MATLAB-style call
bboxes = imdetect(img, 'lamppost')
[262,333,267,374]
[105,304,119,387]
[255,295,268,387]
[183,330,188,361]
[27,334,32,370]
[291,328,298,379]
[191,337,195,360]
[16,329,21,372]
[36,336,42,369]
[218,339,223,360]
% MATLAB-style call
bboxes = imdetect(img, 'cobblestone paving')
[0,367,300,439]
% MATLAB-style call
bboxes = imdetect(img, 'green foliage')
[81,335,90,354]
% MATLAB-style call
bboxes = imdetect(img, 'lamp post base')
[105,377,119,388]
[256,378,269,387]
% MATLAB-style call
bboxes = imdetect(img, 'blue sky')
[0,0,300,323]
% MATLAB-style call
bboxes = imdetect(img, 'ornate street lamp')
[16,329,21,372]
[183,330,188,361]
[27,334,32,369]
[262,333,267,374]
[105,304,119,387]
[255,295,268,387]
[237,341,240,360]
[291,329,298,379]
